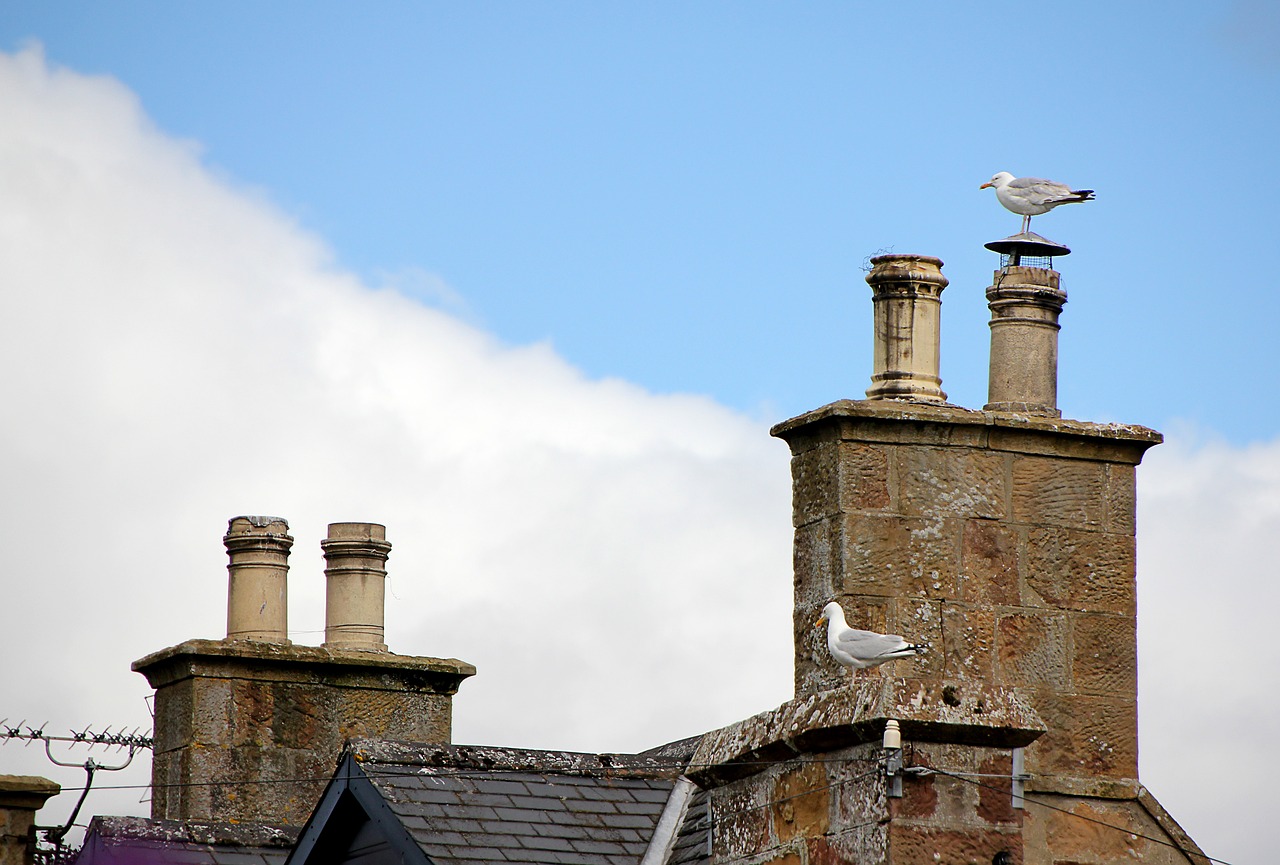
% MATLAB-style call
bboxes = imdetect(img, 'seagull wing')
[1006,176,1075,207]
[834,627,915,661]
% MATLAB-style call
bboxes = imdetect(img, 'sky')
[0,3,1276,863]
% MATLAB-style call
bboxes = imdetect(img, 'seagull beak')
[979,181,993,189]
[813,614,825,628]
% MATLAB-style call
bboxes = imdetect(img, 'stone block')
[959,520,1020,606]
[1025,694,1137,780]
[888,824,1021,865]
[792,441,892,527]
[838,441,893,513]
[890,772,938,820]
[899,447,1006,521]
[791,443,840,528]
[1011,455,1105,529]
[1071,613,1136,697]
[151,679,194,754]
[793,521,839,609]
[711,784,771,861]
[772,761,830,842]
[995,613,1069,689]
[808,829,887,865]
[941,604,995,680]
[1041,800,1156,862]
[1105,463,1137,535]
[1023,527,1135,614]
[190,677,234,746]
[896,597,943,680]
[838,514,962,600]
[975,754,1018,825]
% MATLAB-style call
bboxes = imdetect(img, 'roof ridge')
[347,739,686,779]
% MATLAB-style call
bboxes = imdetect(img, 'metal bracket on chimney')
[1012,747,1028,809]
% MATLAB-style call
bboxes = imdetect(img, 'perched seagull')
[815,601,927,676]
[980,171,1095,234]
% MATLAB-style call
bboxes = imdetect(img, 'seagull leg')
[1020,215,1031,234]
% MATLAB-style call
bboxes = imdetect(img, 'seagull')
[815,601,926,676]
[980,171,1095,234]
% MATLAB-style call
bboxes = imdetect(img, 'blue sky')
[5,2,1277,440]
[1,5,1277,864]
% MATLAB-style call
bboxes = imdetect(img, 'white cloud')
[0,44,1273,865]
[0,43,793,833]
[1136,431,1280,865]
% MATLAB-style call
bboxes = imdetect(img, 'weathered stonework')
[771,399,1160,793]
[134,639,474,826]
[0,775,59,865]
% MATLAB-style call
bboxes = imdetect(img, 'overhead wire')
[10,733,1233,865]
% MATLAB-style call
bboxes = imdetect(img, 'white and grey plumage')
[815,602,926,674]
[980,171,1095,234]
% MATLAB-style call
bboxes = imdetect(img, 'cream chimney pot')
[985,265,1067,416]
[864,254,948,403]
[322,522,391,652]
[223,515,291,643]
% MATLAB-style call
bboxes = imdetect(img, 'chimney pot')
[223,515,291,643]
[984,264,1067,416]
[864,254,948,403]
[322,522,391,652]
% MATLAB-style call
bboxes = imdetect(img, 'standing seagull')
[980,171,1095,234]
[815,601,926,677]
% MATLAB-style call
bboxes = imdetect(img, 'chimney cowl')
[984,255,1068,417]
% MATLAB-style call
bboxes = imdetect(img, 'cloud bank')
[0,46,1273,864]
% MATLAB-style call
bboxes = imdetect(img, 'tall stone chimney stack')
[134,517,475,827]
[864,254,948,403]
[680,233,1204,864]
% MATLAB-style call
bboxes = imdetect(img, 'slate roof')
[343,740,685,865]
[73,816,296,865]
[666,789,710,865]
[288,737,701,865]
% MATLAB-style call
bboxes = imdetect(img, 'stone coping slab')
[771,399,1161,463]
[688,677,1045,787]
[133,638,475,693]
[349,738,685,780]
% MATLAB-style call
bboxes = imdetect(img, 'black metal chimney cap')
[984,231,1071,258]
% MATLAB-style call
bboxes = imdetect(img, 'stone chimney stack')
[134,516,475,827]
[983,235,1071,416]
[771,245,1161,788]
[322,522,390,652]
[0,776,59,865]
[864,254,948,403]
[224,516,292,643]
[685,237,1204,865]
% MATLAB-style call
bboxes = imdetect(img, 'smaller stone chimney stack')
[0,775,60,865]
[224,516,292,643]
[135,515,475,826]
[322,522,391,652]
[864,254,948,403]
[983,234,1070,417]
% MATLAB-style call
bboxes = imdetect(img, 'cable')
[23,742,1229,865]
